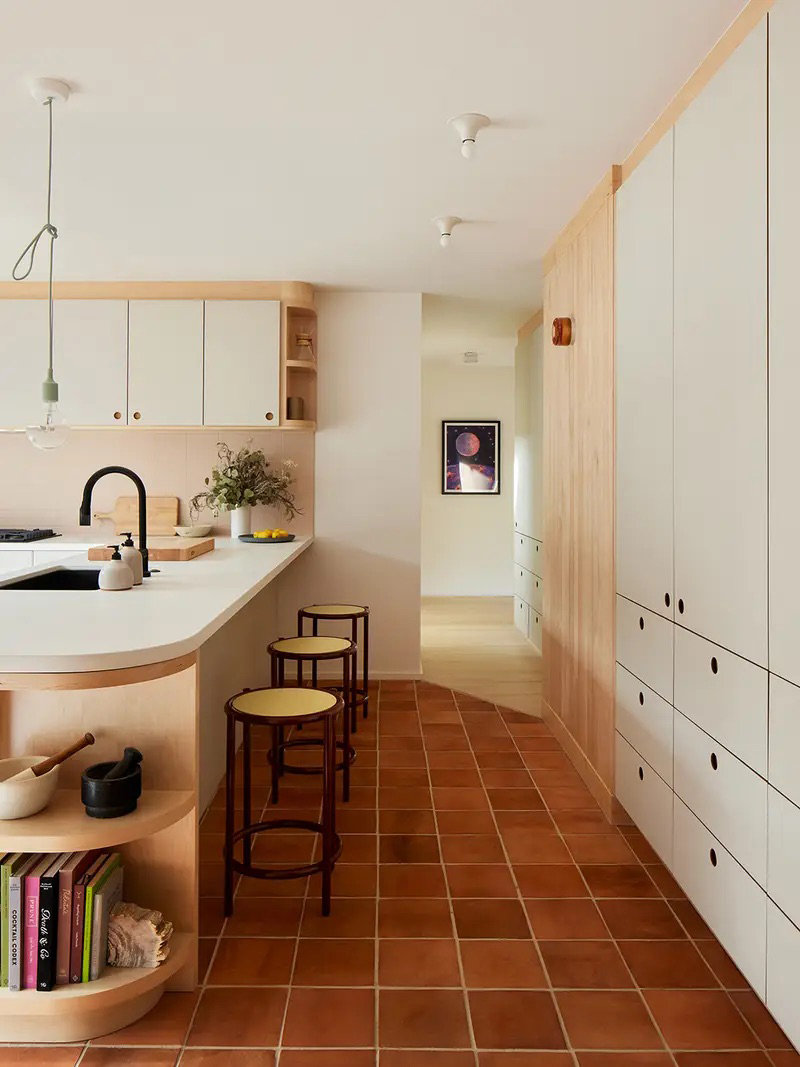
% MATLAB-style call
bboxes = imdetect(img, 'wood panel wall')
[542,195,617,818]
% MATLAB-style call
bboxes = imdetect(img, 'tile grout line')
[415,679,481,1067]
[454,692,579,1067]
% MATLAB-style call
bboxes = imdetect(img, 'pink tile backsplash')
[0,429,314,537]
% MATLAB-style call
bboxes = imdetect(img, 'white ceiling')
[0,0,745,309]
[422,295,527,366]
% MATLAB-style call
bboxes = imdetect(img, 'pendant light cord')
[12,98,58,380]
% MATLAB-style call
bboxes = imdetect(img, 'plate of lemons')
[238,529,296,544]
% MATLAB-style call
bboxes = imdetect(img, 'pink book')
[23,856,51,990]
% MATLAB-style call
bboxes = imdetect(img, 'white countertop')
[0,537,312,674]
[0,535,106,552]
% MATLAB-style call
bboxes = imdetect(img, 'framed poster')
[441,420,501,494]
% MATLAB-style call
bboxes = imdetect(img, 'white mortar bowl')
[175,525,212,538]
[0,757,59,820]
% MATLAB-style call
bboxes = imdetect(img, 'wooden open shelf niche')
[282,304,318,428]
[0,654,199,1042]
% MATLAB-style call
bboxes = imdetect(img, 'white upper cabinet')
[615,130,674,619]
[128,301,204,426]
[203,300,280,426]
[769,2,800,687]
[673,24,768,666]
[55,301,128,426]
[0,300,48,428]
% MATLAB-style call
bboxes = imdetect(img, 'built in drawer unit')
[513,534,543,651]
[616,594,674,702]
[615,733,673,867]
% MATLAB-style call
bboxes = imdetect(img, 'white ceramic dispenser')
[99,546,134,591]
[119,531,143,585]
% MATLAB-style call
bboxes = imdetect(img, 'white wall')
[277,291,423,676]
[421,363,514,596]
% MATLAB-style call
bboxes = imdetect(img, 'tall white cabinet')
[514,323,544,650]
[615,7,800,1049]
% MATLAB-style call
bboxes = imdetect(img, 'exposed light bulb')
[27,401,68,450]
[440,233,450,248]
[461,139,475,159]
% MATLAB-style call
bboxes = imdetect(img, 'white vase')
[230,505,252,539]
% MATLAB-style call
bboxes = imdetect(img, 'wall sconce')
[552,317,573,346]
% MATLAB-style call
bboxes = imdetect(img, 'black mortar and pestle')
[81,747,143,819]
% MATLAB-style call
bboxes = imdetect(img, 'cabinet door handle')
[639,691,644,706]
[639,616,645,631]
[113,411,122,420]
[678,598,684,614]
[710,657,718,675]
[265,412,275,421]
[709,848,718,867]
[664,593,671,608]
[638,766,644,781]
[133,411,141,421]
[710,752,718,771]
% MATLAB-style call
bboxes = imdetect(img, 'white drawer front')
[532,539,543,577]
[514,596,529,638]
[514,534,535,573]
[513,566,526,601]
[766,901,800,1052]
[673,798,766,997]
[530,573,543,613]
[674,711,767,886]
[674,626,767,775]
[616,595,674,701]
[768,787,800,930]
[616,664,673,785]
[769,674,800,809]
[615,733,673,867]
[529,608,542,650]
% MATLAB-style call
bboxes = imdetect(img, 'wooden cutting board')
[88,536,215,562]
[93,496,180,536]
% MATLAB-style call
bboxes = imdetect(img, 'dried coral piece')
[107,901,173,969]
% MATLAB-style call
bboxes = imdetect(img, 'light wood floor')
[421,596,542,716]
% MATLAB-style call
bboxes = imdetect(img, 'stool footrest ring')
[268,737,357,774]
[226,818,343,880]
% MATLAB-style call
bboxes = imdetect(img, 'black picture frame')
[441,420,501,495]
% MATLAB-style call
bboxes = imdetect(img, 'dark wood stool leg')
[271,723,280,804]
[296,614,305,731]
[321,712,335,916]
[342,653,351,803]
[350,616,359,734]
[363,613,370,719]
[312,617,318,687]
[243,720,252,866]
[278,657,286,775]
[224,711,236,916]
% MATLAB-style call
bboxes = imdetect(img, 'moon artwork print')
[442,420,501,494]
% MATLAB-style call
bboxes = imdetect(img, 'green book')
[0,854,10,987]
[82,854,121,982]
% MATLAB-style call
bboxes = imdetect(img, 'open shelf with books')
[0,654,199,1041]
[0,932,191,1042]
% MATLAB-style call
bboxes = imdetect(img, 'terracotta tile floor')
[3,680,798,1066]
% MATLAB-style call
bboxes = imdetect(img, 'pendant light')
[12,78,71,450]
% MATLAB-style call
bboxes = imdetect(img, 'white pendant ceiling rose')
[433,216,461,249]
[10,77,72,449]
[448,113,490,159]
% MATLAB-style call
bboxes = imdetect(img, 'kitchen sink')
[1,568,101,590]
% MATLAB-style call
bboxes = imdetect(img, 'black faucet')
[79,466,151,578]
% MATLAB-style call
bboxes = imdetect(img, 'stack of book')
[0,851,123,991]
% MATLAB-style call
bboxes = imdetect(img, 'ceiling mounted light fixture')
[11,77,71,449]
[433,216,461,248]
[448,113,490,159]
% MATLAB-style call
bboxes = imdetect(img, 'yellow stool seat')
[231,686,339,720]
[272,636,353,656]
[302,604,368,617]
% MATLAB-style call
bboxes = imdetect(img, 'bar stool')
[268,635,357,802]
[223,686,343,916]
[298,604,370,724]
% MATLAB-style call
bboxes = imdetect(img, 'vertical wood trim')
[517,308,544,344]
[542,167,621,275]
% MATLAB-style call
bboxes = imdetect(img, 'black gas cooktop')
[0,528,60,543]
